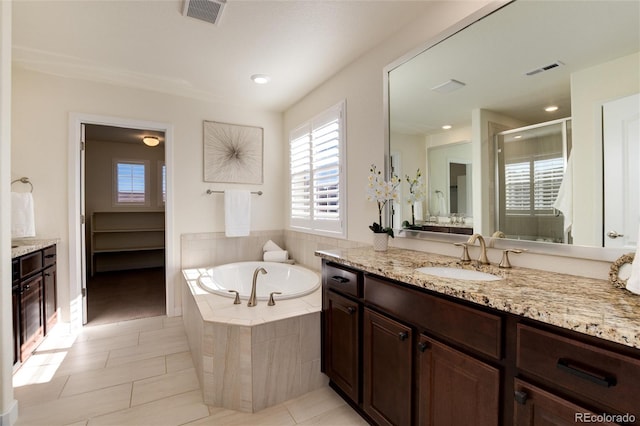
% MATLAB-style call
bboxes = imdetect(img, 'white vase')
[372,233,389,252]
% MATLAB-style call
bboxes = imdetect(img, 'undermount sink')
[416,266,503,281]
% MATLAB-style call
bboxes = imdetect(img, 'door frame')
[68,113,175,330]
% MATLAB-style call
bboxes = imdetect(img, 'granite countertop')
[315,246,640,349]
[11,238,58,259]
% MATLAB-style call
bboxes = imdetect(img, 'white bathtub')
[197,261,320,300]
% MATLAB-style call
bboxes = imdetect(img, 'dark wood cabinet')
[418,335,500,426]
[325,290,361,402]
[363,308,413,426]
[12,244,57,364]
[513,379,618,425]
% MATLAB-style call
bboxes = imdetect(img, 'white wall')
[12,68,285,321]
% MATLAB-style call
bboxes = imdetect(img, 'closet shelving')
[90,211,165,276]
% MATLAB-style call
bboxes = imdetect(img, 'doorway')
[84,123,167,325]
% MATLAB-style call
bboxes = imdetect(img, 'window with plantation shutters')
[289,101,346,237]
[114,159,150,206]
[504,156,563,215]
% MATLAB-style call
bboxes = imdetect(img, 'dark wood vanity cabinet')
[363,308,413,426]
[12,244,57,364]
[321,259,640,426]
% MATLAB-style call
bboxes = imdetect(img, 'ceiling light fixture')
[431,79,466,93]
[442,125,452,130]
[251,74,271,84]
[545,105,559,112]
[143,136,160,147]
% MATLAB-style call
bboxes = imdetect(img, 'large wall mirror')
[386,0,639,258]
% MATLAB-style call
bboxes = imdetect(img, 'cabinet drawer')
[19,252,42,279]
[516,324,640,417]
[323,262,362,298]
[365,275,502,360]
[43,246,56,267]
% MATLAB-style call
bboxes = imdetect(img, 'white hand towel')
[437,192,447,216]
[12,192,36,238]
[626,227,640,295]
[413,201,423,222]
[263,250,289,262]
[263,240,283,252]
[553,153,574,233]
[224,190,251,237]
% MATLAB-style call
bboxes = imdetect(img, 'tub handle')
[228,290,241,304]
[268,292,282,306]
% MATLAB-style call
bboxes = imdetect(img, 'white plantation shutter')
[533,157,563,210]
[505,161,531,211]
[290,101,346,236]
[115,160,149,205]
[505,156,563,214]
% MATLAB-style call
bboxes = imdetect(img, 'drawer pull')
[556,358,617,388]
[398,331,409,341]
[418,341,429,352]
[45,254,55,259]
[514,391,528,405]
[331,276,350,284]
[346,306,356,315]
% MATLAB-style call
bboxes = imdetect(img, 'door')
[325,290,360,403]
[80,123,88,324]
[363,307,413,426]
[603,93,639,249]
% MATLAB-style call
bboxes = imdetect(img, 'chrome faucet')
[248,267,267,307]
[467,233,489,264]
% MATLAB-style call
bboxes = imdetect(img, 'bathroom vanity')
[11,240,58,365]
[318,247,640,425]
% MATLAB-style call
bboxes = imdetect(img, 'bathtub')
[197,261,320,300]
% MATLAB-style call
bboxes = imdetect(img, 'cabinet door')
[513,379,617,425]
[43,264,57,333]
[12,284,20,365]
[325,290,360,403]
[363,308,413,426]
[20,275,44,362]
[418,335,500,426]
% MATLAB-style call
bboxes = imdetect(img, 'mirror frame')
[383,0,630,262]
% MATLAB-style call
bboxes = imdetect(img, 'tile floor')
[13,316,367,426]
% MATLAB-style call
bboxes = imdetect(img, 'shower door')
[495,119,570,243]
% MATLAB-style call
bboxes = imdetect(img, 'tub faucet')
[467,233,489,265]
[248,267,267,307]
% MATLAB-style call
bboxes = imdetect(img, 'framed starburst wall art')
[203,121,264,184]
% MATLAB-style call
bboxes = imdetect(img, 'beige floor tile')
[297,404,369,425]
[139,323,187,344]
[184,404,296,426]
[106,336,189,367]
[61,356,166,397]
[88,390,209,426]
[14,374,69,407]
[131,367,200,406]
[166,351,194,373]
[67,332,140,358]
[13,362,64,388]
[15,383,132,426]
[80,316,164,342]
[283,386,346,423]
[53,351,109,378]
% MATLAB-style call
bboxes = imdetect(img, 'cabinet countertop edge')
[12,239,58,259]
[316,247,640,350]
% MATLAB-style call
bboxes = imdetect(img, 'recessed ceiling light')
[442,125,452,130]
[545,105,559,112]
[514,135,522,139]
[251,74,271,84]
[142,136,160,147]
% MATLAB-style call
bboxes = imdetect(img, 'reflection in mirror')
[387,0,639,250]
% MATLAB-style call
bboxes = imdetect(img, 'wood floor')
[87,267,166,325]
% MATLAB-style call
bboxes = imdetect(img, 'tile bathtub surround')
[13,316,365,426]
[316,246,640,349]
[182,269,326,413]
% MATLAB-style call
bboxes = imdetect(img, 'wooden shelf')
[90,211,165,275]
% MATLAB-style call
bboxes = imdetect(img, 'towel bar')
[11,177,33,193]
[206,189,263,195]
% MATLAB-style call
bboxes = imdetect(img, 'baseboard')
[0,399,18,426]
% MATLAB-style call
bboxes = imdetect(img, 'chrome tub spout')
[248,267,267,307]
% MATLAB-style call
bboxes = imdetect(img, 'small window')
[289,100,346,237]
[158,161,166,206]
[114,160,149,206]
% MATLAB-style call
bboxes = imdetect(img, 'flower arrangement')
[405,169,425,226]
[366,164,400,237]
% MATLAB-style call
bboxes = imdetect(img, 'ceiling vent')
[525,60,564,76]
[183,0,226,25]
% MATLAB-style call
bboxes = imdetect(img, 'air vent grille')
[525,61,564,76]
[183,0,226,25]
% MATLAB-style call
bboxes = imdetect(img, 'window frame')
[289,100,347,238]
[112,158,150,207]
